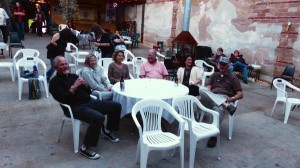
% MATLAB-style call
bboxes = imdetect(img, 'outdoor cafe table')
[112,79,189,123]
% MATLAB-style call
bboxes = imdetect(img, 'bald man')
[139,49,168,79]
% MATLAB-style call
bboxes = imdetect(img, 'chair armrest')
[91,91,102,100]
[286,82,300,92]
[195,100,220,128]
[59,103,75,120]
[90,94,97,100]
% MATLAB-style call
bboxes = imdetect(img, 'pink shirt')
[139,61,168,79]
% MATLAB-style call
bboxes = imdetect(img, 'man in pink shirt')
[139,49,168,79]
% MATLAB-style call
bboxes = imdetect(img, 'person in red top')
[35,5,45,38]
[13,2,25,40]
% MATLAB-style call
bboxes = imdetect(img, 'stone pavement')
[0,33,299,168]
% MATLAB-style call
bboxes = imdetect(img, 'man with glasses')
[199,56,243,148]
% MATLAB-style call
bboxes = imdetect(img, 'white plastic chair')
[172,95,220,168]
[98,58,113,79]
[195,60,214,87]
[56,94,97,153]
[13,49,40,81]
[58,24,67,31]
[199,100,238,140]
[15,57,49,100]
[123,49,135,67]
[271,78,300,124]
[0,62,14,81]
[131,99,185,168]
[66,43,89,65]
[132,57,147,78]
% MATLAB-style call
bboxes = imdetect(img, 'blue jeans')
[15,22,24,40]
[46,58,55,79]
[228,61,248,80]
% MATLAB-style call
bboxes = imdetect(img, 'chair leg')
[42,79,49,97]
[72,120,81,153]
[284,102,292,124]
[180,145,184,168]
[140,146,148,168]
[189,136,197,168]
[57,119,65,142]
[270,101,278,117]
[228,115,234,140]
[270,77,276,89]
[216,134,220,160]
[9,66,14,82]
[18,80,23,100]
[136,140,140,163]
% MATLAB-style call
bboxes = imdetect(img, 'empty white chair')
[66,43,89,65]
[132,99,185,168]
[15,57,49,100]
[0,62,14,81]
[172,95,220,168]
[271,78,300,124]
[132,57,147,78]
[58,24,67,31]
[195,60,214,87]
[123,49,135,66]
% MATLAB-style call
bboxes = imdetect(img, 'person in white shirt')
[0,3,9,55]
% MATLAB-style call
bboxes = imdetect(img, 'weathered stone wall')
[125,0,300,82]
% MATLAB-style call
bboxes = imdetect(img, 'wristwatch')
[231,96,235,101]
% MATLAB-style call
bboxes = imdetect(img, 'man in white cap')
[199,56,243,147]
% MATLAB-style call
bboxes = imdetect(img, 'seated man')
[209,47,226,72]
[49,56,121,160]
[112,30,126,51]
[139,48,168,79]
[228,50,249,84]
[199,56,243,147]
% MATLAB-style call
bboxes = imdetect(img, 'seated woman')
[228,50,249,84]
[108,50,130,84]
[177,55,204,96]
[81,54,113,100]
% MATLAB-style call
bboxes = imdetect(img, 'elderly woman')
[81,54,113,100]
[177,55,204,96]
[108,50,130,84]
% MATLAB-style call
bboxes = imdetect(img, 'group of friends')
[46,23,245,160]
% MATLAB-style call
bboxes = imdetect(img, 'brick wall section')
[248,0,300,77]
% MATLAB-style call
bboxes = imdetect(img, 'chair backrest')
[156,51,165,59]
[66,43,79,63]
[10,32,22,43]
[273,78,287,100]
[59,24,68,31]
[75,68,83,76]
[132,57,147,78]
[132,33,140,41]
[13,49,40,73]
[98,58,113,78]
[281,64,295,79]
[132,99,182,133]
[123,49,135,61]
[16,57,47,78]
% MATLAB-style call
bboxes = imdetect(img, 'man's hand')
[107,86,112,91]
[73,77,86,88]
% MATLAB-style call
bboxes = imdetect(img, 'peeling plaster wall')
[126,0,300,82]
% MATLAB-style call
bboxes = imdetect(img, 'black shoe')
[226,105,237,116]
[207,137,217,148]
[102,131,120,143]
[243,80,248,84]
[80,147,101,160]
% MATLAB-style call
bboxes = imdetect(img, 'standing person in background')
[0,3,9,56]
[35,4,45,38]
[91,23,114,58]
[13,2,25,40]
[112,30,126,51]
[46,28,74,81]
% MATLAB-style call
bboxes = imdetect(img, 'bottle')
[174,76,178,86]
[33,65,39,78]
[120,76,125,92]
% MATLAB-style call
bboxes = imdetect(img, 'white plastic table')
[112,79,189,123]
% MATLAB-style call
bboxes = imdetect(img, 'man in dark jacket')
[49,56,121,160]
